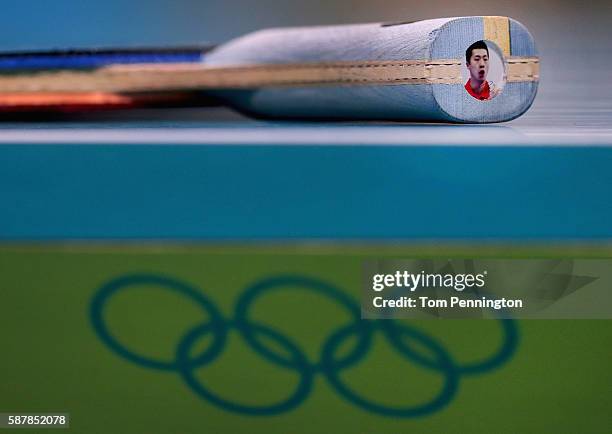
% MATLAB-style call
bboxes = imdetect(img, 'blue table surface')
[1,80,611,241]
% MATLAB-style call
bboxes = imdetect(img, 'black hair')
[466,40,489,63]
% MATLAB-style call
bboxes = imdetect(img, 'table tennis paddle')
[0,16,538,123]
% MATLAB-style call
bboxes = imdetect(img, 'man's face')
[467,48,489,82]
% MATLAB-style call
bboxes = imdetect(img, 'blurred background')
[2,0,611,103]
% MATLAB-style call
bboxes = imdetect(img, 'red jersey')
[465,80,490,100]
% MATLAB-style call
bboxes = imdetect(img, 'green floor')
[1,245,610,433]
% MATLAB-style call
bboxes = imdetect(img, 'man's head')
[465,40,489,83]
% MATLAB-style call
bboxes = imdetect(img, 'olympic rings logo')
[90,274,519,417]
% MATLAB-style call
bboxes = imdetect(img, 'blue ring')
[381,278,519,375]
[176,320,314,416]
[234,275,371,372]
[90,274,227,371]
[320,321,460,417]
